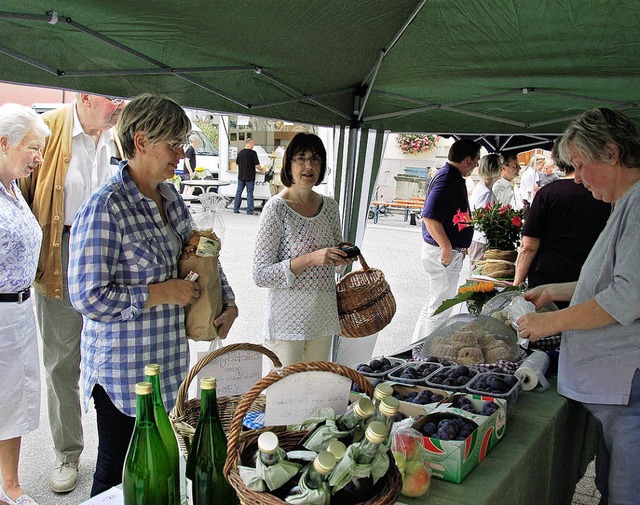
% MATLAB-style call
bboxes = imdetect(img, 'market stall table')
[397,380,599,505]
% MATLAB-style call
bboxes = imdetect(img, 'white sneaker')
[0,484,40,505]
[49,461,79,493]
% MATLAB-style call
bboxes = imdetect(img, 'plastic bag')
[391,426,432,498]
[193,192,226,243]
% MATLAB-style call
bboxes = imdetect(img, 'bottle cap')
[326,440,347,460]
[313,451,336,475]
[257,431,279,454]
[200,377,217,390]
[135,382,153,395]
[353,397,374,419]
[373,382,394,402]
[364,421,388,444]
[144,364,160,376]
[379,395,400,417]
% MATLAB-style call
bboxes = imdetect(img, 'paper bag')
[178,256,223,341]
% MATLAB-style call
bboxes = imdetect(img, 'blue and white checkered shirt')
[69,163,234,416]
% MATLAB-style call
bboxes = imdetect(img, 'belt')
[426,241,466,252]
[0,287,31,303]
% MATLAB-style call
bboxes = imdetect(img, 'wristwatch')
[223,300,238,315]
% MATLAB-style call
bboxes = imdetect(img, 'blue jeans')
[583,368,640,505]
[233,179,255,213]
[90,385,135,497]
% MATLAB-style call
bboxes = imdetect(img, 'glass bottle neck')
[259,450,281,467]
[305,466,328,489]
[200,387,220,420]
[356,438,382,465]
[135,393,155,427]
[146,373,166,410]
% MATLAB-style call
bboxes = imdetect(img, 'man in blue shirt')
[412,139,480,342]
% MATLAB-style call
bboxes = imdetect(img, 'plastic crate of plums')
[465,371,523,415]
[354,355,405,379]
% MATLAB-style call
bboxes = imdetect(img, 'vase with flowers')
[453,203,525,278]
[396,133,439,155]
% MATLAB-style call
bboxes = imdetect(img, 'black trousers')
[90,385,135,497]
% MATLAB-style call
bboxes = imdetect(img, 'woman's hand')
[147,279,200,309]
[523,285,554,310]
[213,305,238,339]
[313,247,356,267]
[516,312,558,342]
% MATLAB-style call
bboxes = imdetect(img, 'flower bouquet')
[453,203,524,250]
[396,133,439,155]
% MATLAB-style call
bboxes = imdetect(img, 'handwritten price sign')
[196,350,263,398]
[264,371,351,425]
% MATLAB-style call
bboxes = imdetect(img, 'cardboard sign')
[196,350,263,398]
[263,371,351,425]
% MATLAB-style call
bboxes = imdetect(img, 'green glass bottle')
[185,377,236,505]
[123,382,176,505]
[145,364,181,505]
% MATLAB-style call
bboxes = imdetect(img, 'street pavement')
[14,205,597,504]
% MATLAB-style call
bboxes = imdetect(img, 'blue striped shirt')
[69,163,234,416]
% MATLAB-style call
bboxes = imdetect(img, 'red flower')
[511,215,522,227]
[453,209,472,231]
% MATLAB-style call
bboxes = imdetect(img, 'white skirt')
[0,298,41,439]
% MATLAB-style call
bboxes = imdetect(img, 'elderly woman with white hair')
[0,103,50,505]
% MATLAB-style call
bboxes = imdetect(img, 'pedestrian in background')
[0,103,50,505]
[412,139,480,342]
[18,93,125,494]
[233,138,263,215]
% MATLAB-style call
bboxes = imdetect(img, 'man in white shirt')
[520,156,545,207]
[492,153,522,208]
[19,94,125,494]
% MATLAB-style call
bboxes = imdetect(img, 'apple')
[392,451,407,480]
[401,459,431,498]
[394,432,420,460]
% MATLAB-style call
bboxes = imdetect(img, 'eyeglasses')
[108,98,125,105]
[292,155,322,166]
[166,140,188,153]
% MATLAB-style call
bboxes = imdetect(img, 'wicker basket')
[224,361,402,505]
[337,254,396,338]
[169,343,282,458]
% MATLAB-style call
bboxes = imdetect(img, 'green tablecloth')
[398,381,599,505]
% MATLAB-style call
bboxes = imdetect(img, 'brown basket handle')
[174,343,282,418]
[337,241,369,270]
[224,361,374,477]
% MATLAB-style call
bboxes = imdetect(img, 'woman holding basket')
[68,94,237,496]
[253,133,355,366]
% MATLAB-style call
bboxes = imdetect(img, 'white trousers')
[412,243,464,343]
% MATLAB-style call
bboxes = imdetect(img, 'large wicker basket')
[337,254,396,338]
[224,361,402,505]
[169,343,282,458]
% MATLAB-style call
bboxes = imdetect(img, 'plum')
[421,422,437,436]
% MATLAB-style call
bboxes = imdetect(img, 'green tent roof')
[1,0,639,135]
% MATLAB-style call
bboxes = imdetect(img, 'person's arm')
[424,218,453,266]
[513,235,540,286]
[68,196,197,322]
[517,298,616,342]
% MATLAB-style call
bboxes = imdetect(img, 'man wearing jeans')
[19,94,125,493]
[233,139,263,215]
[412,139,480,342]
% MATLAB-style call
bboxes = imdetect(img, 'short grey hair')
[477,153,502,181]
[0,103,50,145]
[118,93,190,159]
[558,108,640,169]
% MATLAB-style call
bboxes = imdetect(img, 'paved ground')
[12,206,598,504]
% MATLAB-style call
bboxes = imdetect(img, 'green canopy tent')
[2,0,639,242]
